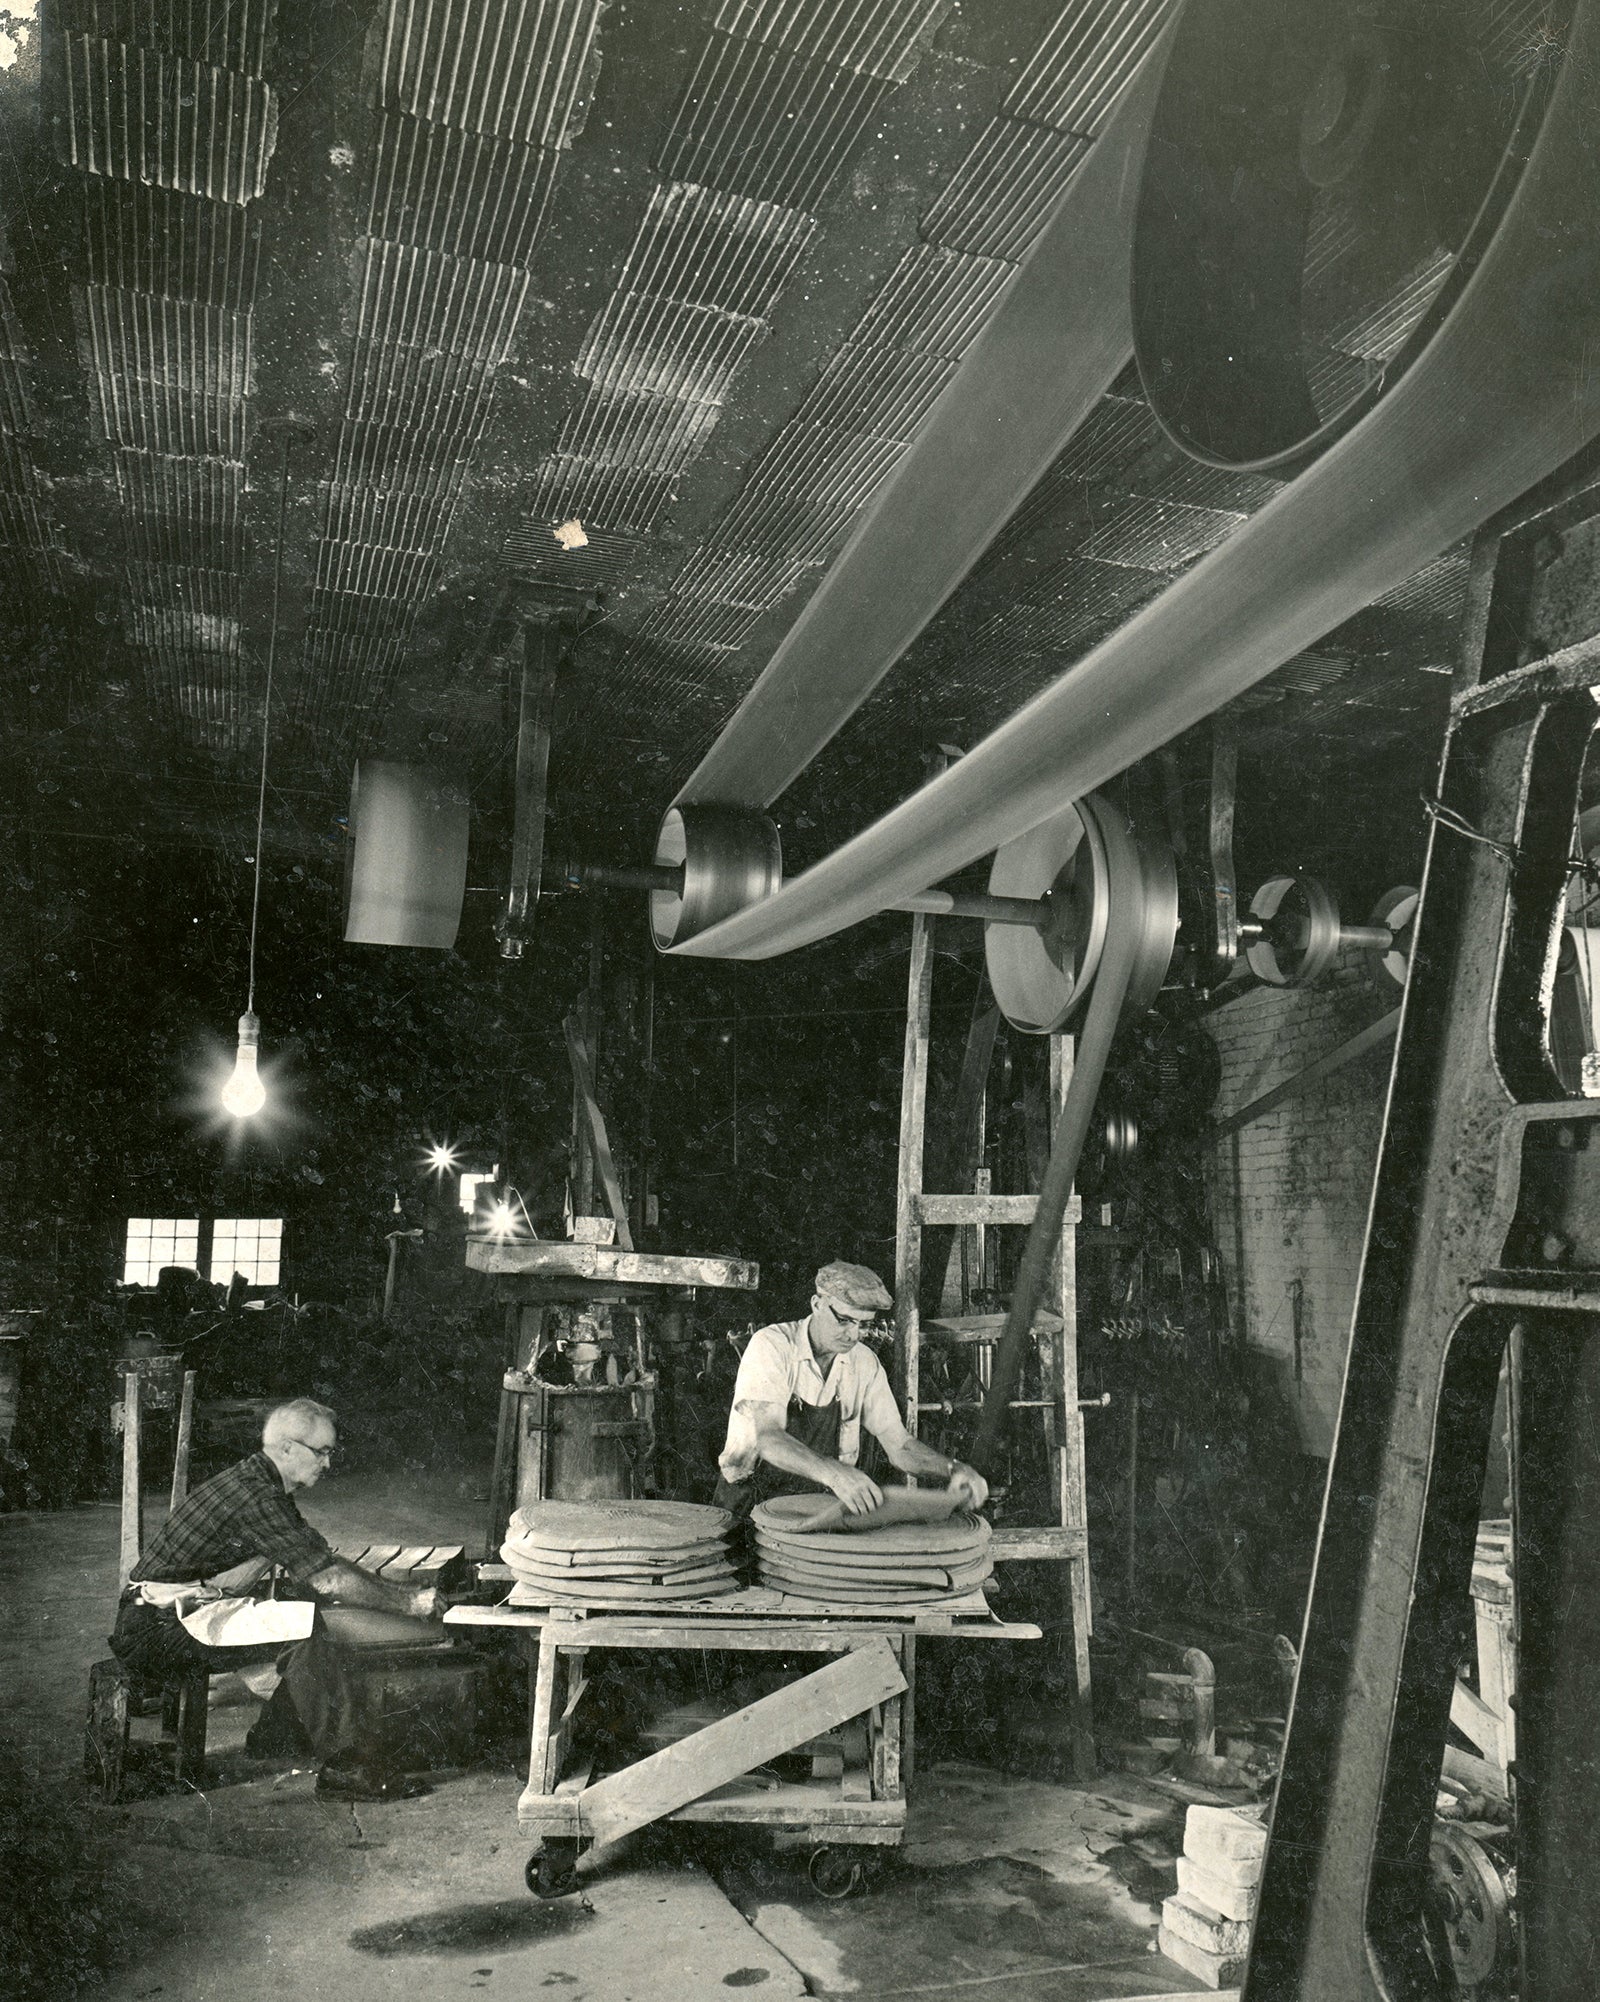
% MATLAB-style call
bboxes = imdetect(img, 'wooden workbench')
[447,1593,1041,1896]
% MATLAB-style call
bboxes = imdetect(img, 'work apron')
[712,1393,843,1525]
[131,1557,316,1648]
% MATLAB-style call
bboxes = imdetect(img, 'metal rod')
[916,1394,1111,1412]
[891,887,1048,926]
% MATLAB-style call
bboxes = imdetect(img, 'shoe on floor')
[315,1760,432,1802]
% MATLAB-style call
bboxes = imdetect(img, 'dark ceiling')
[0,0,1467,915]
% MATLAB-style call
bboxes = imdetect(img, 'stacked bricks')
[1157,1803,1268,1988]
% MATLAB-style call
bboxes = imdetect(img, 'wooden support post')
[487,1383,518,1559]
[565,1013,634,1248]
[528,1630,559,1800]
[119,1371,141,1588]
[169,1369,196,1512]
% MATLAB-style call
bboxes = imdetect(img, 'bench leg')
[160,1665,210,1786]
[85,1659,130,1803]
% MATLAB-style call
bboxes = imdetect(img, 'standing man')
[714,1261,989,1518]
[111,1397,449,1799]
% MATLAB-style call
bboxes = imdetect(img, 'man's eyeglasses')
[829,1305,883,1334]
[291,1439,337,1462]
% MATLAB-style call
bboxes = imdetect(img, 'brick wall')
[1206,948,1401,1456]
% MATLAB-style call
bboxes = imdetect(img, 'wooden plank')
[555,1751,596,1797]
[169,1370,196,1512]
[574,1639,907,1849]
[564,1011,634,1251]
[990,1526,1089,1561]
[378,1545,435,1580]
[359,1545,403,1572]
[527,1631,559,1801]
[517,1788,906,1838]
[1450,1677,1503,1762]
[446,1606,1043,1644]
[119,1372,141,1587]
[466,1240,758,1290]
[915,1193,1084,1226]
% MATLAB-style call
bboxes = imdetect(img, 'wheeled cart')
[446,1590,1041,1895]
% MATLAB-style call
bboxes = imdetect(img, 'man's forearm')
[307,1558,415,1615]
[756,1428,849,1488]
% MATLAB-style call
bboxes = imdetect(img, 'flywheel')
[1132,0,1578,473]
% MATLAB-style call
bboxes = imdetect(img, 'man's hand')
[407,1586,444,1619]
[947,1463,989,1510]
[829,1465,884,1516]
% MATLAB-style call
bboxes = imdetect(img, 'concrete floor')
[1,1461,1209,2001]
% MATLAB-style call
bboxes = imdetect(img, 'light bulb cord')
[247,437,292,1014]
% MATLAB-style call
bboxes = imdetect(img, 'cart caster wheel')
[526,1840,581,1899]
[808,1846,864,1899]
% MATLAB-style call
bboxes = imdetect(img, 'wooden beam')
[119,1371,141,1587]
[915,1193,1084,1226]
[574,1639,906,1849]
[169,1369,196,1512]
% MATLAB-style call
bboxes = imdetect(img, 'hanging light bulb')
[221,1010,266,1117]
[217,437,293,1126]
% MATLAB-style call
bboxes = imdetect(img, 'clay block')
[1158,1923,1247,1989]
[1178,1854,1261,1922]
[1162,1892,1252,1958]
[1184,1804,1269,1878]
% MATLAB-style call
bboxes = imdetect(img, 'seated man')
[714,1260,989,1518]
[111,1396,446,1799]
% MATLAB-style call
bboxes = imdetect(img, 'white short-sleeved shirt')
[717,1318,910,1483]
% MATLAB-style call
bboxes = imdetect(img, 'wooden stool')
[85,1656,209,1803]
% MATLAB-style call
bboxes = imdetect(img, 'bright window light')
[460,1169,498,1216]
[210,1217,283,1287]
[123,1219,200,1287]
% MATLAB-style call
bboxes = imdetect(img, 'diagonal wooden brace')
[571,1638,906,1850]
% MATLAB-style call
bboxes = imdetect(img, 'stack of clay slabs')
[751,1494,994,1605]
[501,1500,738,1603]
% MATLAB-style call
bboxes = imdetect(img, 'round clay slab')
[754,1526,988,1569]
[753,1552,991,1591]
[504,1555,737,1591]
[752,1496,989,1555]
[508,1499,732,1551]
[502,1536,729,1573]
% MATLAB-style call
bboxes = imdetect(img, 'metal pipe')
[669,21,1600,964]
[672,39,1165,813]
[891,887,1048,927]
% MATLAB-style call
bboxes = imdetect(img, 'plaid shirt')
[128,1451,335,1589]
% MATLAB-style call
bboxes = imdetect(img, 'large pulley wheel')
[1246,872,1342,988]
[1426,1825,1512,1993]
[1132,0,1576,474]
[985,793,1177,1035]
[650,806,782,951]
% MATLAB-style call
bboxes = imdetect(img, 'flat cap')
[814,1260,893,1314]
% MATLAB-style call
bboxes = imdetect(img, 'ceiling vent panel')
[576,297,768,405]
[124,561,242,628]
[556,383,725,475]
[640,596,766,652]
[49,36,279,203]
[657,38,890,211]
[713,0,951,82]
[83,181,260,306]
[850,245,1013,359]
[375,0,604,149]
[1077,494,1244,572]
[0,280,36,434]
[527,454,679,534]
[351,240,528,364]
[125,599,242,653]
[54,0,277,77]
[321,480,459,552]
[332,420,482,500]
[343,341,497,437]
[78,285,252,457]
[597,182,818,323]
[673,546,811,608]
[1006,0,1174,137]
[306,588,417,644]
[315,540,441,601]
[799,343,957,441]
[920,117,1089,263]
[368,113,563,266]
[718,428,906,564]
[502,518,653,586]
[114,450,243,569]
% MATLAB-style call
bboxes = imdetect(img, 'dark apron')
[713,1394,843,1525]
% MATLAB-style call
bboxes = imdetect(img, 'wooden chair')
[85,1368,210,1802]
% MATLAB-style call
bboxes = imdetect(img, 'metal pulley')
[648,806,783,951]
[1242,872,1417,988]
[983,793,1178,1034]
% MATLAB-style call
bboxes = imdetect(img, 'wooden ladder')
[892,912,1096,1778]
